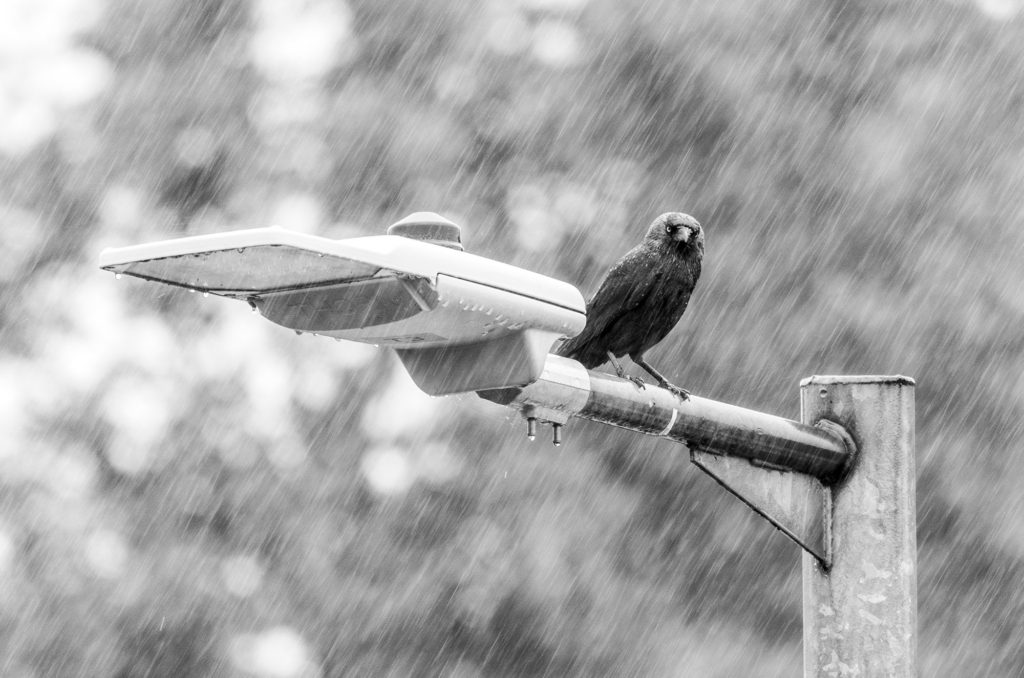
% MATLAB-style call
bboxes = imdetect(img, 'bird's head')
[647,212,703,253]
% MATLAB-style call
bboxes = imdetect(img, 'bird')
[555,212,704,400]
[158,149,228,230]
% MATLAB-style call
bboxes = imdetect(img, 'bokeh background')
[2,0,1024,676]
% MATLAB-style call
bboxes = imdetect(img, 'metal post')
[480,356,859,563]
[480,355,852,482]
[800,376,916,677]
[482,363,917,672]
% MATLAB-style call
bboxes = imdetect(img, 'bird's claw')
[661,382,690,401]
[628,376,647,390]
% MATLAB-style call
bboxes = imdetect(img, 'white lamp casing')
[99,225,586,395]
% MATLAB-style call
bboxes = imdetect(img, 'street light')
[100,213,916,677]
[99,214,585,395]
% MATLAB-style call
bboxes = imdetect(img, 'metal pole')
[800,376,916,677]
[479,355,853,483]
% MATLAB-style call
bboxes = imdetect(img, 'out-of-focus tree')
[1,0,1023,676]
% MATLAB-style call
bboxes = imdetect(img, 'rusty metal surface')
[801,376,917,678]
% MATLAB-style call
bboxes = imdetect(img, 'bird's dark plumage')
[159,149,228,230]
[556,212,703,398]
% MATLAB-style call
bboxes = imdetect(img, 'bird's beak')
[673,226,692,243]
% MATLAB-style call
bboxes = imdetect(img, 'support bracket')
[690,448,832,567]
[689,418,855,568]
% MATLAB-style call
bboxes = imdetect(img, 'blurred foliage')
[2,0,1024,676]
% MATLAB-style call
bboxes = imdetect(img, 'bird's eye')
[665,224,675,234]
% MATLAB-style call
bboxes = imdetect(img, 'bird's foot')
[660,381,690,401]
[627,376,647,390]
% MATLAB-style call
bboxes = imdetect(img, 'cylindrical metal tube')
[801,375,917,677]
[480,355,854,483]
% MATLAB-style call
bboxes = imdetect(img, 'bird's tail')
[553,334,605,369]
[553,335,579,358]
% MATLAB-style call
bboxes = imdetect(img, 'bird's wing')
[589,249,659,318]
[558,247,660,354]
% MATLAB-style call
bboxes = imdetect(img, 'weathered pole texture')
[479,355,853,484]
[800,376,916,678]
